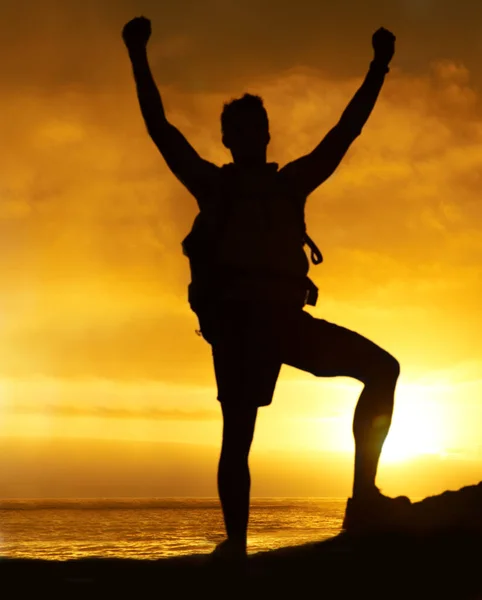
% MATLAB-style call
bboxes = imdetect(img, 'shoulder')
[277,161,309,204]
[184,160,223,209]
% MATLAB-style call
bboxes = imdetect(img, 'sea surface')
[0,498,345,560]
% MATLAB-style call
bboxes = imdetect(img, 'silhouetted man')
[123,16,410,559]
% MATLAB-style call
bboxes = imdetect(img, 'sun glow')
[380,382,448,463]
[324,381,451,464]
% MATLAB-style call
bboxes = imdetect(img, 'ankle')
[352,484,379,501]
[227,537,247,551]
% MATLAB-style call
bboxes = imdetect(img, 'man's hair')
[221,93,269,137]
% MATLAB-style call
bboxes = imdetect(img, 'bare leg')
[217,403,258,550]
[352,354,400,499]
[282,313,402,505]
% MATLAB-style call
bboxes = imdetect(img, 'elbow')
[345,124,363,140]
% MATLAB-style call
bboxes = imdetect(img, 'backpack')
[182,163,322,307]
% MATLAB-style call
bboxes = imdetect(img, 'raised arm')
[122,17,219,203]
[280,27,396,198]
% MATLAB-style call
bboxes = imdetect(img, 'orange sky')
[1,0,482,499]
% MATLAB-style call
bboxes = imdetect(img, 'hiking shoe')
[342,489,412,534]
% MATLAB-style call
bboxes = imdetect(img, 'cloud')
[2,16,482,381]
[8,402,218,421]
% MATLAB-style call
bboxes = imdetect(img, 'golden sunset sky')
[1,0,482,499]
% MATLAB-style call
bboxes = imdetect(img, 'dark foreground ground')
[3,482,482,600]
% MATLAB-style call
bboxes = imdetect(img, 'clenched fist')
[372,27,396,66]
[122,16,152,50]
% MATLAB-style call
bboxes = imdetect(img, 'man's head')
[221,94,270,163]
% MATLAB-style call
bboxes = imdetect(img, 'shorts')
[196,300,387,407]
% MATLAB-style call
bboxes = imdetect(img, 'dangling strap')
[304,232,323,265]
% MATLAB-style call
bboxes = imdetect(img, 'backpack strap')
[304,232,323,265]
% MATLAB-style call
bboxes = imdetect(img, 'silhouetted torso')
[217,163,308,276]
[184,161,310,310]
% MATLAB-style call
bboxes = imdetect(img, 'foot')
[343,488,412,534]
[211,539,247,563]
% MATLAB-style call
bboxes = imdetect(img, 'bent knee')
[388,353,400,378]
[378,352,400,381]
[360,351,400,385]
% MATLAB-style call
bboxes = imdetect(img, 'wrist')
[370,59,390,74]
[127,44,148,59]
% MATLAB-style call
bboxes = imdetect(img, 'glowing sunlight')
[380,383,448,463]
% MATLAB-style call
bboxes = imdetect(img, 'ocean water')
[0,498,346,560]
